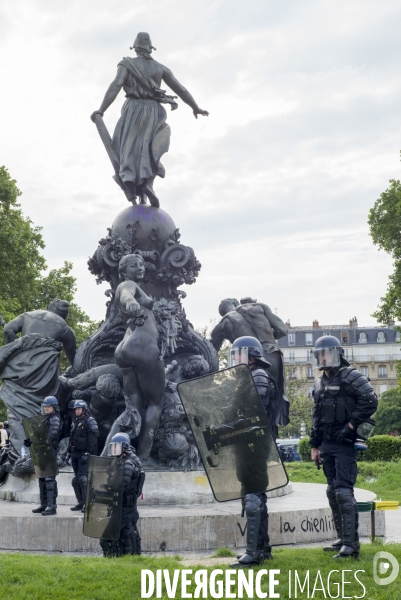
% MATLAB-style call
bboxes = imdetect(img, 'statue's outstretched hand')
[90,110,104,123]
[193,108,209,119]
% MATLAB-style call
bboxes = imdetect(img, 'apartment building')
[278,317,400,398]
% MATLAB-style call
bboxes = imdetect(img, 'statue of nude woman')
[114,253,165,460]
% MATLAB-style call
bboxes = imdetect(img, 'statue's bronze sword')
[93,114,131,202]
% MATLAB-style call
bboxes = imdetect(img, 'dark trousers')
[100,506,140,557]
[71,452,89,478]
[321,440,358,489]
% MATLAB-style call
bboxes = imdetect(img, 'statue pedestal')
[0,469,292,505]
[0,481,383,553]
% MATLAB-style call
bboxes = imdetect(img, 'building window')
[344,348,352,359]
[341,332,349,344]
[396,331,401,342]
[307,349,313,363]
[377,332,386,343]
[379,384,388,396]
[360,366,369,377]
[307,386,314,397]
[288,333,295,346]
[289,351,295,363]
[305,333,313,346]
[378,365,387,378]
[289,368,297,379]
[359,332,367,344]
[307,367,314,379]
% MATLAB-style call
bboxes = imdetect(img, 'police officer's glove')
[80,453,89,465]
[336,423,354,443]
[23,438,32,447]
[65,454,71,466]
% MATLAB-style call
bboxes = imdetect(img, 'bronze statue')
[211,298,290,426]
[0,299,76,465]
[114,253,165,461]
[91,32,208,207]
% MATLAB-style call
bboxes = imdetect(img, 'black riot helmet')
[41,396,59,414]
[228,336,271,368]
[313,335,349,370]
[110,432,131,457]
[73,399,89,416]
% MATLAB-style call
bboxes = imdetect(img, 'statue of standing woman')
[91,32,208,207]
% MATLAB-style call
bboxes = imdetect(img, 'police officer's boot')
[120,532,133,556]
[131,525,142,555]
[333,488,359,559]
[323,485,343,552]
[32,479,47,513]
[231,495,265,568]
[70,476,84,511]
[42,478,57,516]
[78,475,88,513]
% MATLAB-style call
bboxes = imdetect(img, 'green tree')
[0,166,46,322]
[368,177,401,324]
[373,387,401,435]
[0,166,99,362]
[278,370,313,439]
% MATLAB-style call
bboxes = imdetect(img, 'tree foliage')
[373,387,401,436]
[278,369,313,439]
[0,166,99,364]
[368,177,401,323]
[0,166,46,321]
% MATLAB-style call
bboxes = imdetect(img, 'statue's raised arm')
[90,32,208,208]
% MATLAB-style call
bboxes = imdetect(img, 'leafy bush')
[359,435,401,462]
[297,435,401,463]
[298,437,312,461]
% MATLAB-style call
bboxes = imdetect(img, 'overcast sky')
[1,0,400,330]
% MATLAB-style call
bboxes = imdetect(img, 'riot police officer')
[310,335,378,559]
[228,336,278,567]
[100,432,145,557]
[66,400,99,513]
[26,396,62,516]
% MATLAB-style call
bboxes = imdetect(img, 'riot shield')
[83,456,124,540]
[177,364,288,502]
[22,415,58,478]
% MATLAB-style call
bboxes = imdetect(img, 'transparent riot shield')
[83,456,124,540]
[177,364,288,502]
[22,415,58,478]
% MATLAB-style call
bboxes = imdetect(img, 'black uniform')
[68,412,99,508]
[240,365,278,561]
[100,448,145,557]
[35,412,61,514]
[310,365,377,554]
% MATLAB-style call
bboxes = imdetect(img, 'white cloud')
[1,0,400,331]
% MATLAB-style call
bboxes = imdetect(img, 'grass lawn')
[286,460,401,504]
[1,543,401,599]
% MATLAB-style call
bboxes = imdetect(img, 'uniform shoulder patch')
[86,417,99,434]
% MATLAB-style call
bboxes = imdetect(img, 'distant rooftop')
[285,317,397,331]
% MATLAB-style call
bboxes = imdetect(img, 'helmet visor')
[110,442,123,456]
[41,404,54,415]
[314,346,341,369]
[228,347,249,367]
